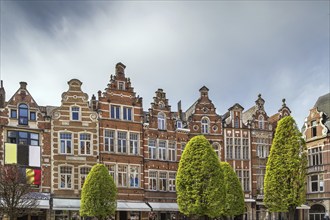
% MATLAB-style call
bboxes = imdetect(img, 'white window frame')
[117,164,128,187]
[118,81,125,90]
[201,117,209,134]
[243,170,250,191]
[234,138,241,159]
[117,131,127,153]
[258,115,264,129]
[213,142,220,159]
[105,163,116,182]
[226,138,233,159]
[159,172,167,191]
[129,132,139,155]
[59,132,72,154]
[158,140,167,160]
[123,107,132,121]
[158,112,166,130]
[71,106,80,121]
[168,141,176,161]
[169,172,176,192]
[129,165,140,188]
[79,166,91,189]
[149,171,157,191]
[110,105,121,119]
[79,133,92,155]
[148,139,157,159]
[59,166,73,189]
[104,129,115,152]
[242,138,249,160]
[308,146,323,166]
[310,174,324,193]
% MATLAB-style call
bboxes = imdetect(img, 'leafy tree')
[80,164,117,220]
[264,116,307,220]
[220,162,245,219]
[0,165,38,220]
[176,135,225,218]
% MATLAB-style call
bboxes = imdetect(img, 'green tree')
[176,135,225,218]
[80,164,117,220]
[220,162,245,219]
[264,116,307,220]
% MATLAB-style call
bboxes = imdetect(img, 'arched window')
[234,116,239,128]
[201,117,209,134]
[158,112,166,130]
[258,115,264,129]
[18,103,28,125]
[309,204,325,220]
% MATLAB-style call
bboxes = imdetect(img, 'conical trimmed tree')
[176,135,225,218]
[80,164,117,220]
[220,162,245,219]
[264,116,307,220]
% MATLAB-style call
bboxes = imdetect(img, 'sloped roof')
[314,93,330,117]
[242,106,257,124]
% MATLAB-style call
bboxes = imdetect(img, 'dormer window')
[201,117,210,134]
[311,120,317,137]
[18,104,28,125]
[71,106,80,121]
[30,112,36,121]
[159,102,165,109]
[234,116,239,128]
[177,120,182,129]
[158,112,166,130]
[258,115,264,129]
[118,81,125,90]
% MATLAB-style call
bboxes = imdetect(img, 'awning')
[117,202,151,211]
[296,204,310,210]
[244,199,255,203]
[37,199,50,209]
[148,202,179,211]
[53,199,151,211]
[1,192,50,210]
[53,198,80,210]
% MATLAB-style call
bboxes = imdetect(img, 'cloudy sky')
[1,1,329,128]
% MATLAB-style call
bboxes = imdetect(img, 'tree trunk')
[288,206,295,220]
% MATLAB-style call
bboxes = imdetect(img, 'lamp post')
[49,193,53,220]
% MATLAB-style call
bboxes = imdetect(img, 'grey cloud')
[1,1,329,128]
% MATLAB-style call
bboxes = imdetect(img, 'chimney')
[20,82,27,90]
[178,100,182,120]
[115,62,126,77]
[0,80,5,108]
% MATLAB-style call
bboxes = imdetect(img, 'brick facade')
[0,63,321,220]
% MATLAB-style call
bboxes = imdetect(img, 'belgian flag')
[20,168,41,185]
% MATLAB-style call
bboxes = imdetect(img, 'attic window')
[311,120,317,137]
[118,82,125,90]
[10,109,17,118]
[234,117,239,128]
[177,120,182,129]
[18,104,28,125]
